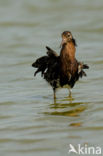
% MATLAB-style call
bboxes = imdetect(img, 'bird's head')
[61,31,77,47]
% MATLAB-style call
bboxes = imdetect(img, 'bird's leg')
[68,89,72,97]
[53,88,56,99]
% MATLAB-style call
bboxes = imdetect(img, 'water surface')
[0,0,103,156]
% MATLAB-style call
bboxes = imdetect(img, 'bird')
[32,31,89,99]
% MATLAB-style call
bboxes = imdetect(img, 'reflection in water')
[69,122,82,127]
[44,96,88,117]
[1,0,103,155]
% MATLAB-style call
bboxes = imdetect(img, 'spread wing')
[46,46,58,57]
[78,61,89,77]
[32,46,60,83]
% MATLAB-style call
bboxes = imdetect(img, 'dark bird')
[32,31,89,99]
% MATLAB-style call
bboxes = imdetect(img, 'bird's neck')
[60,41,76,63]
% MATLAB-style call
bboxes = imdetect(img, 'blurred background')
[0,0,103,156]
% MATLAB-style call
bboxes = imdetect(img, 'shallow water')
[0,0,103,156]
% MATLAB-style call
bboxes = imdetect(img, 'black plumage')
[32,31,89,98]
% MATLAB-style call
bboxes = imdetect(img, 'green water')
[0,0,103,156]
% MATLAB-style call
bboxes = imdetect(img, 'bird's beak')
[60,38,66,48]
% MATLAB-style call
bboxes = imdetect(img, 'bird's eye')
[67,34,70,37]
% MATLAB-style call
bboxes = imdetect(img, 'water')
[0,0,103,156]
